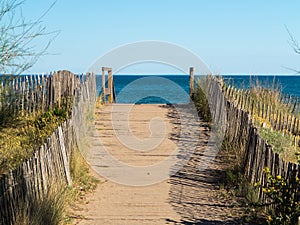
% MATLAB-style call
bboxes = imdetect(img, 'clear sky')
[21,0,300,75]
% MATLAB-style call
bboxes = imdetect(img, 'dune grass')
[193,76,300,163]
[13,147,99,225]
[223,77,300,163]
[0,105,70,174]
[192,78,212,122]
[14,185,66,225]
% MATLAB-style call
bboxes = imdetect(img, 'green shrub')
[15,187,65,225]
[68,148,99,200]
[259,167,300,225]
[259,128,293,154]
[192,79,212,122]
[0,105,71,174]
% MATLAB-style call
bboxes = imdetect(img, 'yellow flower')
[262,188,267,193]
[263,167,271,174]
[266,215,273,222]
[254,182,261,187]
[276,175,282,180]
[296,177,299,182]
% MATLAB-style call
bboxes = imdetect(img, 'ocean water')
[222,75,300,98]
[1,74,299,103]
[96,75,190,104]
[96,75,300,104]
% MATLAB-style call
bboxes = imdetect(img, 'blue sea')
[97,75,300,104]
[96,75,190,104]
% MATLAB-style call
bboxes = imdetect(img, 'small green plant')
[15,186,65,225]
[64,147,99,223]
[221,165,259,206]
[192,79,212,122]
[259,167,300,225]
[257,127,300,163]
[259,128,293,154]
[69,148,99,199]
[14,147,100,225]
[219,140,264,223]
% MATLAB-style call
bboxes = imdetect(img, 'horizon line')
[16,73,300,76]
[113,73,299,76]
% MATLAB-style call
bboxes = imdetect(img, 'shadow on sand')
[161,104,261,225]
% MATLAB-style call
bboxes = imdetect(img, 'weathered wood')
[189,67,194,98]
[203,76,300,208]
[108,69,113,103]
[0,72,96,225]
[58,126,72,187]
[101,67,115,104]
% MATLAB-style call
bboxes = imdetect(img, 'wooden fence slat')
[58,126,72,187]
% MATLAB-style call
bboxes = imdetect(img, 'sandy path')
[71,104,247,225]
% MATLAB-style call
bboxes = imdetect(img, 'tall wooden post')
[190,67,194,98]
[102,67,106,103]
[108,68,113,103]
[101,67,115,104]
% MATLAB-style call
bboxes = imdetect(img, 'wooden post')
[189,67,194,98]
[108,68,113,103]
[102,67,106,103]
[102,67,114,104]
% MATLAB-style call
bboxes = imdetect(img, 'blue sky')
[21,0,300,75]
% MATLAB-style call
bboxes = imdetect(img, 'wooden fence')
[224,84,300,136]
[203,76,300,202]
[0,71,81,116]
[0,71,96,225]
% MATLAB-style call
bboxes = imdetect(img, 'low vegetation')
[223,77,300,163]
[258,167,300,225]
[219,139,300,224]
[0,95,99,224]
[218,140,265,223]
[68,147,99,202]
[192,78,212,122]
[64,147,100,224]
[13,147,99,225]
[193,77,300,224]
[0,104,71,174]
[15,185,65,225]
[259,127,298,162]
[221,77,300,224]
